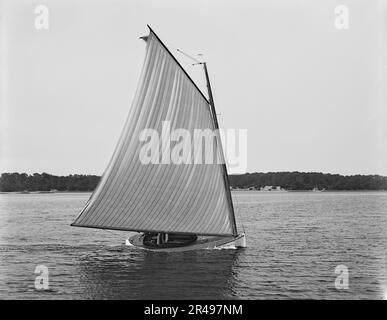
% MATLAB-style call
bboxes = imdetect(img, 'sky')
[1,0,387,176]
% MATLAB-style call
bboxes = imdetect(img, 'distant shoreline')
[0,190,92,194]
[233,189,387,192]
[1,172,387,192]
[1,189,387,195]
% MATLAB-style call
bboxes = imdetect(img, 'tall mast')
[202,62,238,236]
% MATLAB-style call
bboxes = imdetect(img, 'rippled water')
[0,191,386,299]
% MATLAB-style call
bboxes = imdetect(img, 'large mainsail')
[72,27,237,236]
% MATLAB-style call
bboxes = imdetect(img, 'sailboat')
[71,26,246,251]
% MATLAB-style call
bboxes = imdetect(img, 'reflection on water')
[77,246,242,300]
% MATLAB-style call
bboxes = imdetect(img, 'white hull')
[125,233,246,252]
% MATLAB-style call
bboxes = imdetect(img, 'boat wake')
[210,245,237,250]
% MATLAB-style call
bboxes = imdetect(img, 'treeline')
[0,173,100,192]
[1,172,387,192]
[228,172,387,191]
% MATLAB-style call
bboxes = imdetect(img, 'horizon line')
[1,171,387,178]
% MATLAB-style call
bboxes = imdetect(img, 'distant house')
[260,186,286,191]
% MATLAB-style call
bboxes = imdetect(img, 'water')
[0,191,386,299]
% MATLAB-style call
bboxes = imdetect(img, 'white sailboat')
[71,26,246,251]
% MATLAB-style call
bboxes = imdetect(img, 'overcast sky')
[1,0,386,175]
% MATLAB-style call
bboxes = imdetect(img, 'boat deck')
[127,233,243,252]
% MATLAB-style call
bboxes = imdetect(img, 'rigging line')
[168,46,210,101]
[164,40,203,65]
[162,40,195,62]
[102,229,126,241]
[176,48,202,64]
[174,54,199,67]
[161,38,202,63]
[162,40,208,92]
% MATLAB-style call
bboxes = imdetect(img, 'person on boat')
[156,232,169,245]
